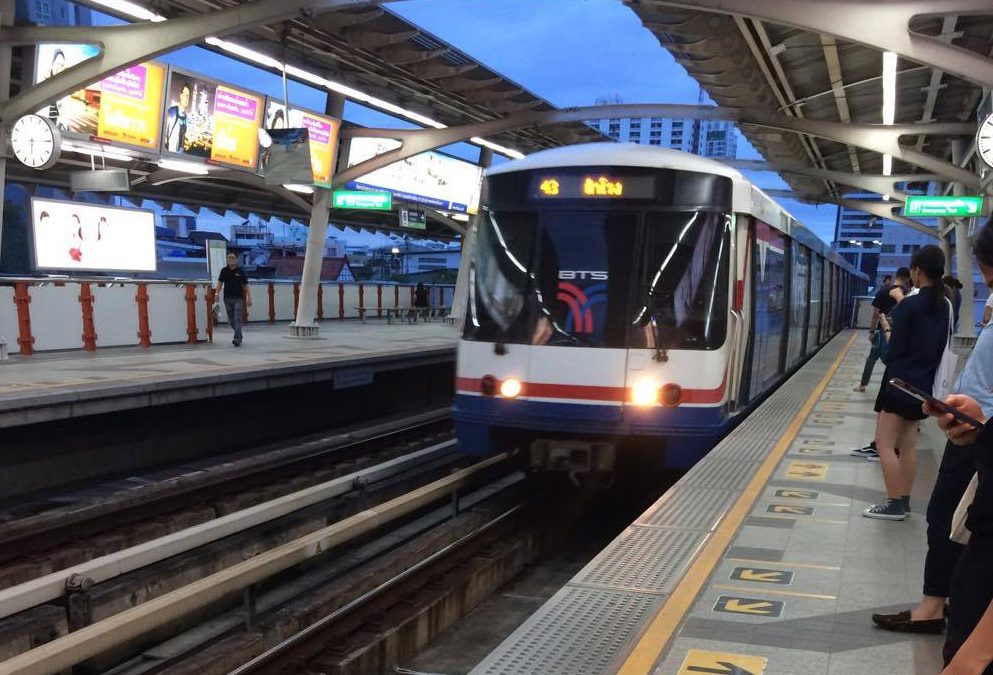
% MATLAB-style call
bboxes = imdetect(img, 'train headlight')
[631,378,661,406]
[661,383,683,407]
[500,378,522,398]
[480,375,498,397]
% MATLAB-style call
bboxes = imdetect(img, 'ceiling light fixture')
[62,142,134,162]
[158,158,209,175]
[283,184,314,194]
[90,0,165,21]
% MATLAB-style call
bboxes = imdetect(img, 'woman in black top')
[864,246,950,520]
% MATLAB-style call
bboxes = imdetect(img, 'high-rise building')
[16,0,91,26]
[588,97,737,159]
[832,192,886,282]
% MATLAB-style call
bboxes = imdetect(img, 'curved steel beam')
[0,0,389,123]
[766,189,938,238]
[723,159,941,202]
[336,103,978,188]
[634,0,993,90]
[145,168,313,212]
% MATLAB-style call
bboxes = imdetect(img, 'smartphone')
[888,378,985,430]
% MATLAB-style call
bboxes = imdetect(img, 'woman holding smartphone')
[864,245,950,520]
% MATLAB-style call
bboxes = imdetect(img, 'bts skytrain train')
[454,143,867,473]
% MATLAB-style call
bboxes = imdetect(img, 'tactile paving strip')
[638,487,736,531]
[572,526,706,593]
[678,458,760,489]
[471,586,663,675]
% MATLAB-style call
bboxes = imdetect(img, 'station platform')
[0,320,457,429]
[473,331,950,675]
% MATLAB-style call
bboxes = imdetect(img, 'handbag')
[932,299,958,401]
[951,473,978,545]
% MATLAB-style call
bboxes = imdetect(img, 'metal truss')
[0,0,389,123]
[637,0,993,90]
[337,104,980,190]
[765,189,937,238]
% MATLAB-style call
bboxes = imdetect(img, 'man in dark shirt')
[215,253,251,346]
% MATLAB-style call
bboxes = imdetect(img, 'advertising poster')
[163,73,263,168]
[30,198,157,273]
[265,101,340,187]
[347,138,483,214]
[35,45,164,149]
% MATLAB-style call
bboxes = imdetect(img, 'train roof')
[486,143,865,279]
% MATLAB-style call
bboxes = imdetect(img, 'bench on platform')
[355,306,449,325]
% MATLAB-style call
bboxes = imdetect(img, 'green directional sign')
[905,195,983,218]
[332,190,392,211]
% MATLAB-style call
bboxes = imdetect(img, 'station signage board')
[400,208,427,230]
[162,69,264,169]
[332,190,392,211]
[264,102,341,188]
[346,138,483,214]
[905,195,984,217]
[30,197,157,273]
[35,44,165,150]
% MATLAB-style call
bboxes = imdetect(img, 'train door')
[808,255,823,348]
[747,220,788,399]
[528,210,637,422]
[784,241,809,368]
[728,214,752,410]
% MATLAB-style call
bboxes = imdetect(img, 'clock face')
[10,114,61,170]
[978,113,993,170]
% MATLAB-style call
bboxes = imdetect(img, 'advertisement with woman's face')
[30,198,157,272]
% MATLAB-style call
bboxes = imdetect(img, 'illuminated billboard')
[346,138,483,214]
[162,70,264,169]
[265,102,341,188]
[35,44,165,150]
[30,198,157,273]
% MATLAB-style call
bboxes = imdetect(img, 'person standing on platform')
[873,218,993,635]
[854,273,897,393]
[863,247,949,520]
[414,282,429,308]
[215,253,251,347]
[944,276,964,333]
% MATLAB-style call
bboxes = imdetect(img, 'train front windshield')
[465,167,732,350]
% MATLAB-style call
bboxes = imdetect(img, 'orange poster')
[97,62,165,149]
[211,85,263,169]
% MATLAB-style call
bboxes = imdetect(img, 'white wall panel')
[194,284,210,341]
[92,285,140,347]
[273,284,296,321]
[341,285,361,319]
[0,286,16,353]
[147,284,192,344]
[30,285,84,351]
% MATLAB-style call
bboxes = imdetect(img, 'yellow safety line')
[758,514,848,525]
[617,332,857,675]
[727,558,841,571]
[711,584,837,600]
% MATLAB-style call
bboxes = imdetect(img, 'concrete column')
[951,139,975,337]
[938,224,951,273]
[450,148,492,329]
[290,93,345,338]
[0,0,14,259]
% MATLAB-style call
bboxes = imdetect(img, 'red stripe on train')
[456,373,727,405]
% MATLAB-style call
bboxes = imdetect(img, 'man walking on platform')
[215,253,252,346]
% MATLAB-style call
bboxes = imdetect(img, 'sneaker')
[850,442,876,458]
[865,450,880,461]
[863,500,907,520]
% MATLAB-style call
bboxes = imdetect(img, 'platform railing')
[0,278,454,355]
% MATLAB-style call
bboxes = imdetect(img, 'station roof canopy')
[11,1,607,240]
[628,4,993,196]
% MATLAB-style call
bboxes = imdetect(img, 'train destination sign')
[332,190,392,211]
[532,173,655,200]
[905,195,983,217]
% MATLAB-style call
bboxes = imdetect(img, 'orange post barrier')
[394,285,399,308]
[184,284,198,344]
[268,283,276,323]
[338,283,345,320]
[376,285,383,319]
[317,284,324,320]
[135,284,151,347]
[205,287,214,343]
[13,282,33,356]
[293,282,300,319]
[359,283,365,316]
[78,283,97,351]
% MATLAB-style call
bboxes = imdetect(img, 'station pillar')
[951,139,976,338]
[0,0,13,256]
[290,93,345,338]
[451,148,492,329]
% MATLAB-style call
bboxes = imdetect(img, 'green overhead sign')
[332,190,392,211]
[905,195,983,218]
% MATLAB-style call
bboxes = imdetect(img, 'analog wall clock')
[978,111,993,169]
[10,114,62,170]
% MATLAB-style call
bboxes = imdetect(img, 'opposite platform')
[473,331,950,675]
[0,321,457,428]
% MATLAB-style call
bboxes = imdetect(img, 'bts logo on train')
[558,270,609,281]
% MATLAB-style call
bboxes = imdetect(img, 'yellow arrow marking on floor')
[679,650,768,675]
[724,599,774,614]
[785,461,828,480]
[774,489,818,499]
[767,504,813,515]
[738,570,785,582]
